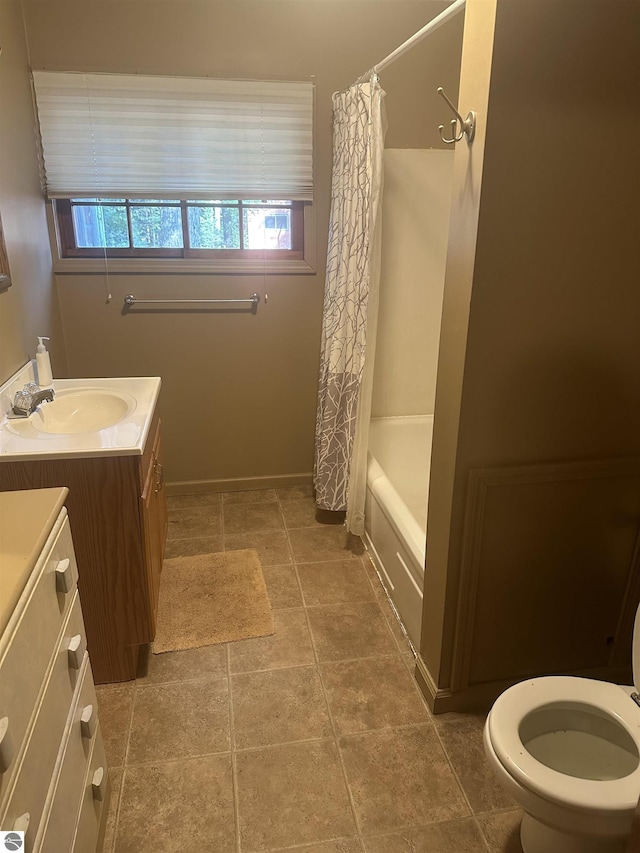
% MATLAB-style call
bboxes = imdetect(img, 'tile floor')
[97,487,523,853]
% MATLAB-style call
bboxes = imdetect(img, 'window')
[56,199,304,259]
[32,72,314,271]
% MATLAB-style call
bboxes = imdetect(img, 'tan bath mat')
[153,549,274,653]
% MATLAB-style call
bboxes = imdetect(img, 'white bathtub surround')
[364,147,455,653]
[365,415,432,647]
[314,75,385,534]
[372,149,454,418]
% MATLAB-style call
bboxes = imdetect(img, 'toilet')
[484,604,640,853]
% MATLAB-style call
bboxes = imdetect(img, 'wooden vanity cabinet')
[140,422,167,638]
[0,416,168,683]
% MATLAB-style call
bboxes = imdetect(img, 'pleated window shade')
[32,71,314,201]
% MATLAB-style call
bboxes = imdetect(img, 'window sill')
[53,257,317,276]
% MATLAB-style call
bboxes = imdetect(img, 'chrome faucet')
[8,383,55,418]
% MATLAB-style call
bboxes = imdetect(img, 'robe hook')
[437,86,476,145]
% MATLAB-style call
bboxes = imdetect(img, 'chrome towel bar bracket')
[124,293,261,308]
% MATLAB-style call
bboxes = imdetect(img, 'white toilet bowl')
[484,605,640,853]
[485,675,640,852]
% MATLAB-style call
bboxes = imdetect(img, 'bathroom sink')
[0,371,160,460]
[7,389,136,435]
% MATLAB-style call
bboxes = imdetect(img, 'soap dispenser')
[36,336,53,386]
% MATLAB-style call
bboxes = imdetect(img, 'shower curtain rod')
[354,0,466,84]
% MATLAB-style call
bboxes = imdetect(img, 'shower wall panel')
[372,148,454,418]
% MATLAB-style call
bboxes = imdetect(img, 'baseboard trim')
[167,472,312,496]
[414,656,516,713]
[413,652,634,714]
[413,655,440,712]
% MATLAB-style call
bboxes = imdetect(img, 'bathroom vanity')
[0,488,108,851]
[0,369,167,683]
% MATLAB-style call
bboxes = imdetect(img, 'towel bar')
[124,293,261,307]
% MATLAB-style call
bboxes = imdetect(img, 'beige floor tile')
[360,557,388,600]
[261,563,302,609]
[280,496,319,528]
[298,560,376,606]
[167,493,221,510]
[223,530,292,565]
[289,526,365,563]
[321,656,429,734]
[164,535,223,559]
[340,725,469,835]
[432,709,486,727]
[115,755,235,853]
[477,810,524,852]
[277,485,314,500]
[137,644,227,685]
[223,489,277,504]
[229,608,315,673]
[235,740,357,850]
[127,677,229,764]
[232,665,331,749]
[307,602,396,662]
[435,716,516,813]
[363,818,487,852]
[167,506,221,540]
[223,501,284,534]
[402,652,417,672]
[99,768,123,853]
[95,684,134,768]
[378,596,413,653]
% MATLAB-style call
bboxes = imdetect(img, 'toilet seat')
[488,675,640,816]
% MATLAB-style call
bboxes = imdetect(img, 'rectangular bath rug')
[153,549,274,653]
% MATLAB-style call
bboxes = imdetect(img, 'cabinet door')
[153,426,168,566]
[140,422,167,640]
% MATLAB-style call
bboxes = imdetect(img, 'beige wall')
[421,0,640,702]
[372,148,454,418]
[22,0,461,488]
[0,1,66,386]
[420,0,497,686]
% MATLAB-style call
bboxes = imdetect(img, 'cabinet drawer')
[0,512,78,802]
[71,726,107,853]
[36,655,98,853]
[0,593,87,846]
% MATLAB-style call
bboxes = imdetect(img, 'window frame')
[55,198,305,262]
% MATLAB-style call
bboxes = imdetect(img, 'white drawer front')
[0,512,78,803]
[36,655,99,853]
[71,726,107,853]
[0,593,87,847]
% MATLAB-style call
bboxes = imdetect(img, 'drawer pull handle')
[0,717,14,773]
[80,704,96,739]
[92,766,106,801]
[55,557,73,593]
[67,634,85,670]
[13,812,30,833]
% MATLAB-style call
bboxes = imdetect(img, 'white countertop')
[0,487,68,635]
[0,375,161,462]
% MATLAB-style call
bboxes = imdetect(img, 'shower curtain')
[313,75,386,534]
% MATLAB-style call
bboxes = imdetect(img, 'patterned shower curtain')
[313,75,386,533]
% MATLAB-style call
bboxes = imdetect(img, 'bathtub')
[364,415,433,648]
